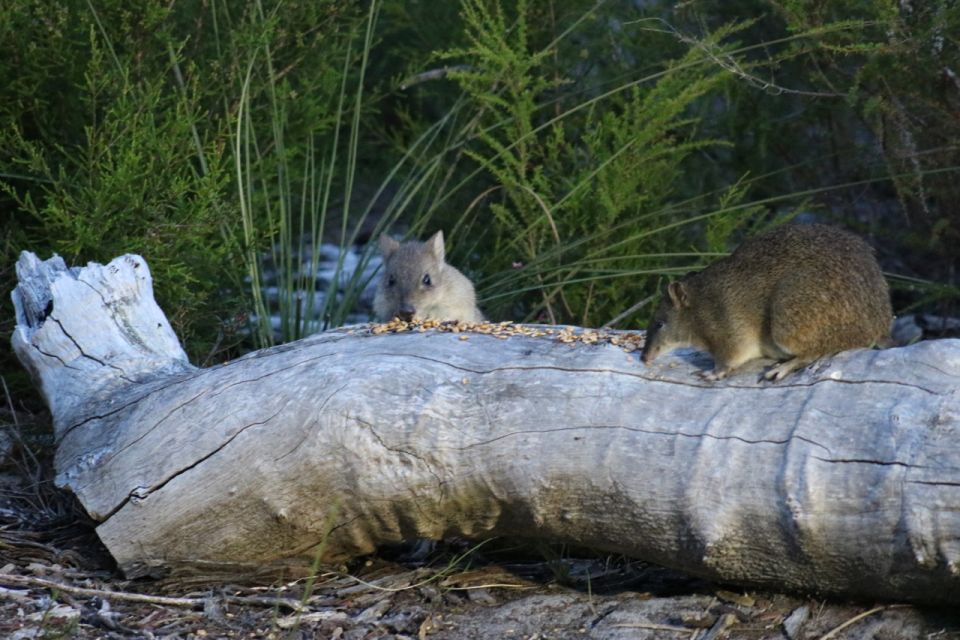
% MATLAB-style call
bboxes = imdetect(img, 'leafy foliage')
[2,0,959,396]
[432,4,786,326]
[0,0,370,363]
[777,1,960,299]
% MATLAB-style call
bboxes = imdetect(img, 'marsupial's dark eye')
[387,276,396,287]
[422,273,432,286]
[654,320,665,330]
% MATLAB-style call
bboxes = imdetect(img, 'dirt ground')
[1,408,959,640]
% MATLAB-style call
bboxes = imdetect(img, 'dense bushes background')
[2,0,959,400]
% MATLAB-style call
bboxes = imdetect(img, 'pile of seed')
[368,319,645,353]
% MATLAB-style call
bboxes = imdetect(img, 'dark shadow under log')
[10,252,960,604]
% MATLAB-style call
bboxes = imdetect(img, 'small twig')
[221,594,307,611]
[692,40,840,97]
[649,18,842,98]
[341,571,433,593]
[817,604,911,640]
[610,622,691,633]
[0,573,305,611]
[443,583,534,591]
[0,573,200,607]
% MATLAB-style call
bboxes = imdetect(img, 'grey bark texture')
[10,251,960,604]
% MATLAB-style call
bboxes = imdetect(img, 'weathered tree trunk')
[10,252,960,604]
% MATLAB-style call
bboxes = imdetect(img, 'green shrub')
[3,0,958,400]
[0,0,371,362]
[427,1,775,326]
[776,0,960,310]
[671,0,960,313]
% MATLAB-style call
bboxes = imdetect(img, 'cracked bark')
[10,251,960,604]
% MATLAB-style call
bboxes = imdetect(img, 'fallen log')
[10,251,960,603]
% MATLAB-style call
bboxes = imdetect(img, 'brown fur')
[641,224,893,380]
[373,231,484,323]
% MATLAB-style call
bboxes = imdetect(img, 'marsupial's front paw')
[698,368,728,382]
[763,357,808,381]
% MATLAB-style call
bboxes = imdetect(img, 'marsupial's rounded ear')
[427,230,445,263]
[378,233,401,259]
[667,281,689,308]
